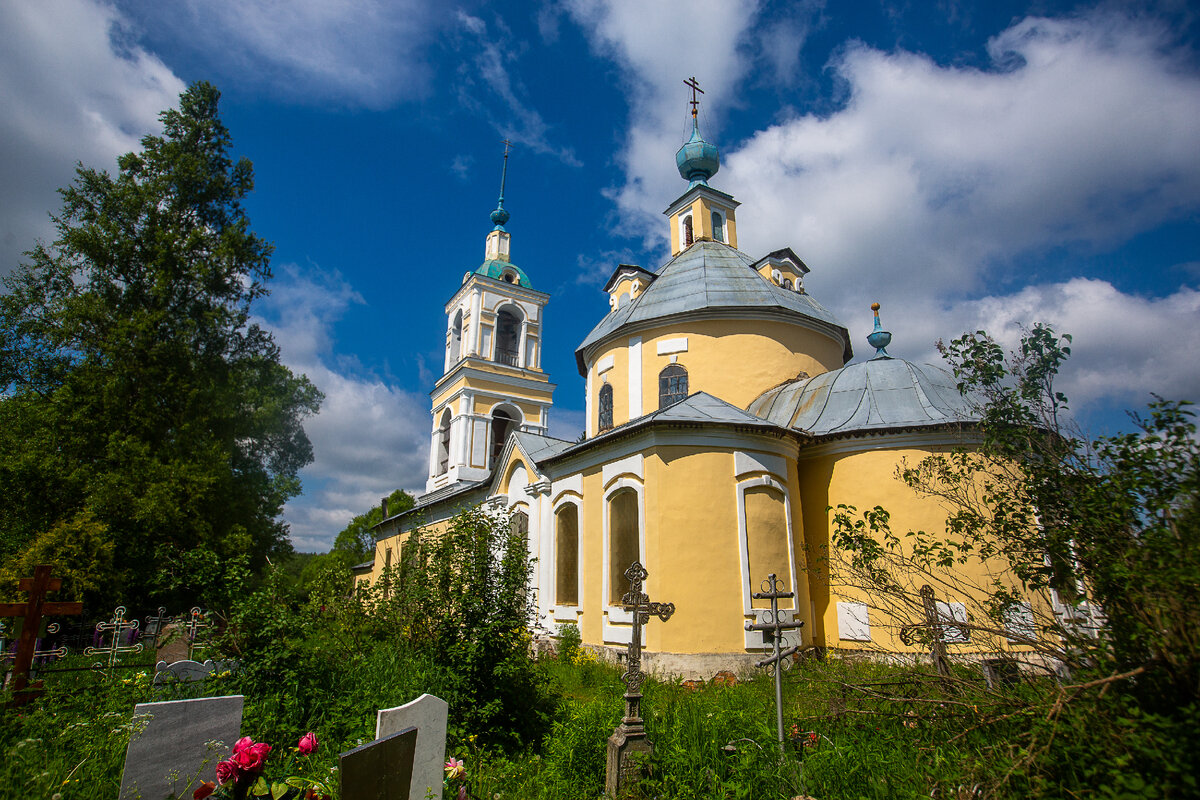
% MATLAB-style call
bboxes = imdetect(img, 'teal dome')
[476,259,531,288]
[676,121,720,185]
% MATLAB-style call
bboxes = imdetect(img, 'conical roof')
[576,241,851,375]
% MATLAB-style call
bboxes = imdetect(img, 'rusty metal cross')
[899,584,953,677]
[745,573,805,750]
[684,76,704,119]
[619,561,674,701]
[0,565,82,706]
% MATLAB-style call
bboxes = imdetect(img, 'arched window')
[491,407,515,467]
[711,210,724,243]
[555,504,579,606]
[608,489,639,603]
[449,310,463,364]
[658,364,688,408]
[495,308,521,366]
[682,215,694,247]
[744,485,793,609]
[598,383,614,432]
[436,409,452,474]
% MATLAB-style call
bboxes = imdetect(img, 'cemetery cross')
[0,564,83,707]
[899,584,953,678]
[85,607,144,672]
[605,561,674,798]
[744,573,805,751]
[184,606,212,660]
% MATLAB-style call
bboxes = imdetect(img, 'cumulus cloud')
[118,0,445,109]
[256,265,431,551]
[0,0,185,274]
[573,6,1200,409]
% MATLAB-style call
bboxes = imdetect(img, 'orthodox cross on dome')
[684,76,704,119]
[0,565,82,707]
[490,139,513,230]
[606,561,675,797]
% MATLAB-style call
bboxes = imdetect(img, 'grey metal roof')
[512,430,575,462]
[575,241,851,375]
[747,357,982,437]
[541,391,785,465]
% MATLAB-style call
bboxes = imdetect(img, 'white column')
[469,289,483,356]
[585,369,594,437]
[628,336,643,418]
[519,319,529,368]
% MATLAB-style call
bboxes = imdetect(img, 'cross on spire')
[684,76,704,119]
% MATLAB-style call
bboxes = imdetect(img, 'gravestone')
[376,693,449,800]
[153,659,215,684]
[340,727,418,800]
[119,695,243,800]
[155,623,191,665]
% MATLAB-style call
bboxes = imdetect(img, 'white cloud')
[119,0,444,109]
[257,265,430,551]
[454,12,581,166]
[0,0,185,273]
[576,7,1200,409]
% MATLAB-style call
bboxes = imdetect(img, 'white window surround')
[936,601,970,643]
[627,337,642,418]
[1003,602,1037,643]
[550,497,584,623]
[736,474,800,649]
[837,602,871,641]
[596,354,615,374]
[601,477,646,643]
[656,337,688,356]
[602,452,644,488]
[734,450,787,480]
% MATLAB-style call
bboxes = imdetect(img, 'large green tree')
[0,82,321,610]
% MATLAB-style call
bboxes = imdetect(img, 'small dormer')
[603,263,657,311]
[664,186,740,257]
[752,248,810,293]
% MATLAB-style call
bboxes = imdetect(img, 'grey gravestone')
[153,659,214,684]
[119,695,243,800]
[155,623,190,665]
[340,727,418,800]
[376,693,449,800]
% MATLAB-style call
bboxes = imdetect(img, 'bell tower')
[427,143,556,493]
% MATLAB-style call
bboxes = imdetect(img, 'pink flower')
[230,739,272,773]
[215,759,240,786]
[298,731,319,755]
[444,757,465,780]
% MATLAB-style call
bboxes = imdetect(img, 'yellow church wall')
[586,317,845,434]
[668,198,739,255]
[799,441,1032,654]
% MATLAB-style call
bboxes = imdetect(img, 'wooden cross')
[684,76,704,118]
[85,606,143,672]
[745,573,805,750]
[899,584,953,677]
[0,565,83,706]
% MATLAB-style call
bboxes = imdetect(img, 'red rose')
[298,731,319,755]
[233,736,253,755]
[231,740,272,773]
[215,759,240,786]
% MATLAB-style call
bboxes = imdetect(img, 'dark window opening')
[491,408,515,467]
[495,308,521,366]
[658,364,688,408]
[556,504,579,606]
[683,215,694,246]
[437,410,452,474]
[609,489,639,603]
[712,210,724,243]
[598,383,614,431]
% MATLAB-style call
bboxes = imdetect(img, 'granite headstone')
[375,693,449,800]
[119,695,243,800]
[340,727,418,800]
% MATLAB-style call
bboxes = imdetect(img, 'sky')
[2,0,1198,551]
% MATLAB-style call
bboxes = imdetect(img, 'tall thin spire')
[490,139,512,231]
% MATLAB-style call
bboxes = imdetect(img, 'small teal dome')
[490,205,510,229]
[676,120,720,185]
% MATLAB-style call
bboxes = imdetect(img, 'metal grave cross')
[183,607,212,659]
[899,584,952,678]
[745,573,805,750]
[0,565,83,706]
[142,607,172,651]
[85,606,143,672]
[606,561,674,798]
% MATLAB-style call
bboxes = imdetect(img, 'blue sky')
[2,0,1198,550]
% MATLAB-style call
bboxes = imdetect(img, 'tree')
[0,82,321,610]
[331,488,414,564]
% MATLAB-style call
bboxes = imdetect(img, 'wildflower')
[445,757,465,780]
[298,732,319,755]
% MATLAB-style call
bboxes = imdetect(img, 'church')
[360,101,997,674]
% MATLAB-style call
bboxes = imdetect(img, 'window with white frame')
[608,488,639,603]
[555,504,580,606]
[711,209,725,243]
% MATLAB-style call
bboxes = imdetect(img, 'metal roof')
[575,240,850,375]
[747,357,982,437]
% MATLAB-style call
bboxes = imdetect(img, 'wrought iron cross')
[684,76,704,119]
[899,584,952,677]
[143,607,172,651]
[619,561,674,718]
[0,565,82,706]
[183,606,212,659]
[745,573,805,749]
[85,606,143,672]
